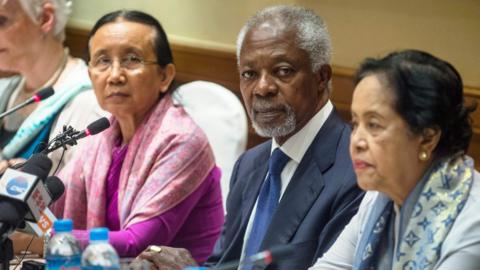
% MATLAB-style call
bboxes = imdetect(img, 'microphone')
[0,154,52,224]
[21,153,52,183]
[0,87,54,120]
[42,117,111,154]
[216,245,295,270]
[44,176,65,202]
[0,200,28,242]
[72,117,111,140]
[0,155,53,270]
[17,176,64,237]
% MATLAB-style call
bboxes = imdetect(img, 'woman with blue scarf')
[0,0,104,173]
[310,50,480,269]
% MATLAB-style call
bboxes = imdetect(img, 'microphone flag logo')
[0,168,52,221]
[6,177,29,195]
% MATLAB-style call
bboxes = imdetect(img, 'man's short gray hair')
[236,5,332,73]
[18,0,72,42]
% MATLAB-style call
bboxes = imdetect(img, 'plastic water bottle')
[81,227,120,270]
[45,219,82,270]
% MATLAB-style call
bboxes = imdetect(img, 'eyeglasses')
[89,54,158,72]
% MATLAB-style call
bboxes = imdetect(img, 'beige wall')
[306,0,480,88]
[69,0,480,87]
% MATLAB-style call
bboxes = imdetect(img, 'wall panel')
[66,27,480,162]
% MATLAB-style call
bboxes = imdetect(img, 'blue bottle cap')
[53,219,73,232]
[183,268,206,270]
[89,227,109,241]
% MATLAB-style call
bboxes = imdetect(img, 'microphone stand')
[42,125,81,154]
[0,238,13,270]
[8,125,81,171]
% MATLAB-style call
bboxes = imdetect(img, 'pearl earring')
[419,151,429,161]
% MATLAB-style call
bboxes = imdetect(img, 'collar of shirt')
[270,100,333,196]
[271,100,333,163]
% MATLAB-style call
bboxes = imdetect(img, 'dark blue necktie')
[243,148,290,268]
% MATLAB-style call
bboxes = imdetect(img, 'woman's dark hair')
[355,49,476,160]
[86,10,173,68]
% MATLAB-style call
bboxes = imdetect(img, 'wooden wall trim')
[65,26,480,162]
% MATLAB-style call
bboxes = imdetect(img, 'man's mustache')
[251,99,287,112]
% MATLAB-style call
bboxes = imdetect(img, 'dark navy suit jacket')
[206,109,364,270]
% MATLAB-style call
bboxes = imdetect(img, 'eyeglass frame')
[88,53,159,73]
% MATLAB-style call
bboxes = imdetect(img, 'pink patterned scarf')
[53,94,215,229]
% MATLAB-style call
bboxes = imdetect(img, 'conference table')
[9,255,150,270]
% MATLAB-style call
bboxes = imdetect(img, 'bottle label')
[46,255,81,270]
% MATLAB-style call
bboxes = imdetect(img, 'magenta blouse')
[72,143,224,263]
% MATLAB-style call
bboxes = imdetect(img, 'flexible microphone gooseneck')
[0,87,54,120]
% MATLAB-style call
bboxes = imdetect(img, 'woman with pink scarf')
[52,10,224,263]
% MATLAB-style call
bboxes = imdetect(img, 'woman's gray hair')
[236,5,332,73]
[18,0,72,42]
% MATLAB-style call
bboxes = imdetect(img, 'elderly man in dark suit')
[138,5,364,270]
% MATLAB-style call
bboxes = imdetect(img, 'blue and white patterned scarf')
[354,155,473,270]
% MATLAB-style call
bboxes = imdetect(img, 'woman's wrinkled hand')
[137,246,197,270]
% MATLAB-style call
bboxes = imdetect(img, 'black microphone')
[0,200,28,241]
[21,153,53,182]
[17,176,65,237]
[43,117,111,154]
[215,245,295,270]
[0,154,53,240]
[72,117,111,140]
[0,155,53,270]
[0,154,52,222]
[0,87,54,119]
[44,176,65,202]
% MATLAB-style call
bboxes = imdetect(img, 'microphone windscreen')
[269,244,295,261]
[45,176,65,202]
[35,86,55,100]
[0,200,27,225]
[22,153,53,181]
[86,117,110,135]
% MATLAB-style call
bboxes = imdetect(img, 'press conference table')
[9,252,43,270]
[9,256,151,270]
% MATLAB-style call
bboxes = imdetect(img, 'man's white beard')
[251,106,296,138]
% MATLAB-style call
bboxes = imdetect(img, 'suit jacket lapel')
[241,160,269,225]
[224,142,270,259]
[260,110,346,248]
[261,158,324,247]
